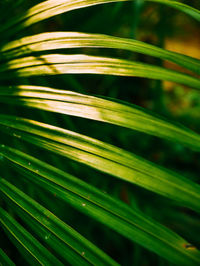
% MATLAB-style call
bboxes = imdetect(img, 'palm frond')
[1,0,200,37]
[1,0,200,265]
[0,116,200,212]
[1,32,200,74]
[1,54,200,89]
[0,85,200,150]
[1,146,200,265]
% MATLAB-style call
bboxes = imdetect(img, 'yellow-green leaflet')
[1,32,200,74]
[1,0,200,37]
[0,54,200,89]
[0,85,200,151]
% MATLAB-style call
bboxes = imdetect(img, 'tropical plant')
[0,0,200,265]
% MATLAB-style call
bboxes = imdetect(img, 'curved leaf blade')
[1,145,200,265]
[0,208,63,266]
[0,248,15,266]
[1,0,200,37]
[0,54,199,89]
[0,116,199,212]
[0,85,200,151]
[0,178,118,266]
[1,32,200,74]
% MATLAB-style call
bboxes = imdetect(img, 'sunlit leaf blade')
[1,145,200,265]
[1,32,200,74]
[0,179,118,266]
[0,248,15,266]
[1,0,200,38]
[0,85,200,151]
[0,54,200,90]
[0,208,63,266]
[0,116,199,212]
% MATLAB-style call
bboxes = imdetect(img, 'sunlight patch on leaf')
[1,32,200,74]
[1,0,200,37]
[0,54,200,90]
[0,85,200,151]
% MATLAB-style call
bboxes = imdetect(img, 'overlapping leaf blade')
[0,85,200,151]
[1,0,200,38]
[0,248,15,266]
[0,115,199,212]
[0,54,200,89]
[0,208,63,266]
[0,178,118,266]
[1,0,200,264]
[1,32,200,74]
[1,145,200,265]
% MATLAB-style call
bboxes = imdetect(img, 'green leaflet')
[1,146,200,265]
[0,115,199,212]
[0,179,118,266]
[0,54,200,89]
[0,85,200,151]
[0,208,63,266]
[1,32,200,74]
[1,0,200,37]
[0,248,15,266]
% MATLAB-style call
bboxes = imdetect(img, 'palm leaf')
[1,32,200,74]
[0,208,63,266]
[0,248,15,266]
[1,145,200,265]
[1,0,200,265]
[0,85,200,151]
[0,116,199,212]
[1,0,200,38]
[0,179,119,266]
[1,54,200,89]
